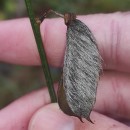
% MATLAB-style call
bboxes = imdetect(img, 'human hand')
[0,12,130,130]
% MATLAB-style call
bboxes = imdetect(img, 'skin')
[0,12,130,130]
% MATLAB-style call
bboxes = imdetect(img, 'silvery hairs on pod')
[36,9,102,123]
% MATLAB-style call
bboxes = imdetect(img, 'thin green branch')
[24,0,57,102]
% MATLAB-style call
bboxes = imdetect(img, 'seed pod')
[58,13,102,123]
[37,10,102,123]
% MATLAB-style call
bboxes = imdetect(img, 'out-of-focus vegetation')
[0,0,130,109]
[1,0,130,19]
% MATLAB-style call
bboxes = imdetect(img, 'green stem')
[24,0,57,102]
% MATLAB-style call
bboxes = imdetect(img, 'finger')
[0,12,130,72]
[0,88,51,130]
[28,103,129,130]
[94,71,130,120]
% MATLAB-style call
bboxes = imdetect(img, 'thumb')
[28,103,129,130]
[28,103,75,130]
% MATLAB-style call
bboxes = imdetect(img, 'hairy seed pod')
[58,13,102,123]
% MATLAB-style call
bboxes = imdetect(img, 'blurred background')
[0,0,130,109]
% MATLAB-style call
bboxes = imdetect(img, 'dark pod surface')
[58,19,102,122]
[57,75,83,122]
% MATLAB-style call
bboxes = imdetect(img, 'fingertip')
[28,103,129,130]
[28,103,76,130]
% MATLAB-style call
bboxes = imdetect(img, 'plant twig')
[24,0,57,102]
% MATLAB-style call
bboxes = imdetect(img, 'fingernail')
[56,119,75,130]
